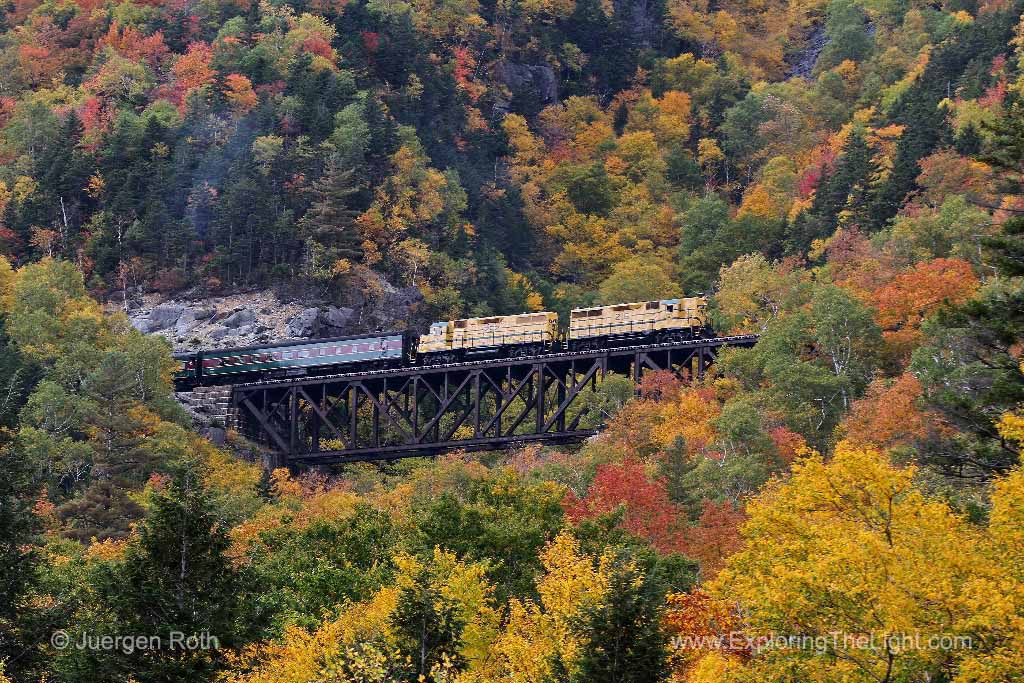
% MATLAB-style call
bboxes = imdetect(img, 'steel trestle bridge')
[227,335,759,465]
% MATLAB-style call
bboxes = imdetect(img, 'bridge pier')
[176,385,237,430]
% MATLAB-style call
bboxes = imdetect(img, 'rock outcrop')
[120,270,425,353]
[492,61,558,115]
[286,308,321,338]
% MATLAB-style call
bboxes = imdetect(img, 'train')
[173,296,711,388]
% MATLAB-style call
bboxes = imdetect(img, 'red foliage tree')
[564,459,685,554]
[679,500,745,580]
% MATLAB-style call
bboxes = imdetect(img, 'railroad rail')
[225,335,759,465]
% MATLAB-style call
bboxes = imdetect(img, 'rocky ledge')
[123,279,423,353]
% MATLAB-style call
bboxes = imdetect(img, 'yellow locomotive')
[568,297,709,351]
[418,297,709,362]
[418,311,559,363]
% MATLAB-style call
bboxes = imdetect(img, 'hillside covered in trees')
[4,0,1024,680]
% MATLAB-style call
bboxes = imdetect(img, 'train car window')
[647,301,659,310]
[612,305,631,311]
[454,320,467,329]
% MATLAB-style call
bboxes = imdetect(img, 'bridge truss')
[230,335,758,465]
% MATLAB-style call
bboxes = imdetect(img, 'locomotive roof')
[571,298,685,312]
[428,311,556,326]
[172,331,406,359]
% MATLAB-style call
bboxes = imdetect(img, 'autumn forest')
[2,0,1024,678]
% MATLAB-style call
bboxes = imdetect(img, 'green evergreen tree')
[659,437,702,521]
[298,157,364,271]
[790,129,872,253]
[66,466,251,682]
[0,431,39,675]
[911,101,1024,478]
[955,123,983,157]
[573,554,669,683]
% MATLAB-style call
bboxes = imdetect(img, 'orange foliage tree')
[872,257,980,364]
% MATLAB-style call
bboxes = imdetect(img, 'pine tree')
[955,123,982,157]
[789,129,872,252]
[981,102,1024,276]
[911,101,1024,478]
[0,432,39,674]
[659,437,702,521]
[83,466,248,681]
[574,554,669,683]
[298,157,364,270]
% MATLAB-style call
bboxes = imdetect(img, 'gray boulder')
[208,325,229,341]
[174,307,205,336]
[321,306,355,333]
[133,304,184,333]
[222,308,256,328]
[287,308,321,338]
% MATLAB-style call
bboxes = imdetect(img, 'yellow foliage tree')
[715,253,807,333]
[225,548,497,683]
[5,257,111,361]
[470,532,611,682]
[697,442,998,683]
[0,255,13,311]
[955,467,1024,682]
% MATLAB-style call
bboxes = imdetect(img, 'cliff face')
[786,23,828,79]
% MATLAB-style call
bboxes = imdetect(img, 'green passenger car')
[174,333,406,388]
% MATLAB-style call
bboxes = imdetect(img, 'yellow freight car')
[418,311,559,362]
[569,297,709,350]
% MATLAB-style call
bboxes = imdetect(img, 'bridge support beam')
[231,336,757,465]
